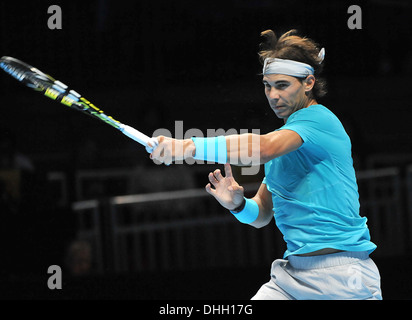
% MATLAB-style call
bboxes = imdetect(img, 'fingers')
[205,183,216,196]
[213,169,223,181]
[150,136,163,159]
[224,163,233,178]
[228,184,244,194]
[146,137,159,153]
[208,171,218,187]
[150,136,172,165]
[150,146,169,165]
[145,137,158,153]
[208,169,224,186]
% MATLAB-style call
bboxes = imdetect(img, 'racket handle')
[120,124,158,152]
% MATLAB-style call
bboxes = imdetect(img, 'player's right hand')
[149,136,194,166]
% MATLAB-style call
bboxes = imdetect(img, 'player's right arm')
[150,130,302,166]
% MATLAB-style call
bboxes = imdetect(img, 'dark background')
[0,0,411,301]
[1,0,411,158]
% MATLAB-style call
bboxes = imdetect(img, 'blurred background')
[0,0,411,299]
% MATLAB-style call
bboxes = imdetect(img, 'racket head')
[0,56,122,130]
[1,56,155,148]
[0,56,56,91]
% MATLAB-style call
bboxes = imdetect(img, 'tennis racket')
[0,56,158,152]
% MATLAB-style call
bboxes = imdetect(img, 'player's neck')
[283,99,318,123]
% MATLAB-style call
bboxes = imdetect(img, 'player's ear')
[304,75,315,92]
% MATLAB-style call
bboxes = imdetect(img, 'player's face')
[262,74,311,122]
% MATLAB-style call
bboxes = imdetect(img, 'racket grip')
[120,124,158,152]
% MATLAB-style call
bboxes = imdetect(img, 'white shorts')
[251,251,382,300]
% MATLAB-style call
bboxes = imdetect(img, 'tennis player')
[149,29,382,300]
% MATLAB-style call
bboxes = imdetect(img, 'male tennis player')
[149,29,382,300]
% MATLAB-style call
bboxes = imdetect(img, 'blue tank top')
[263,104,376,258]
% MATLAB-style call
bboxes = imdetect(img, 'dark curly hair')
[259,29,327,99]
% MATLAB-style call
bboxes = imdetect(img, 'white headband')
[263,47,325,77]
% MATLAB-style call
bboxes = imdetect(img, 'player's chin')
[272,109,287,119]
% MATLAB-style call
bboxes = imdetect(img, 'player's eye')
[275,83,289,90]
